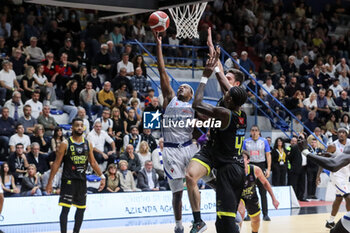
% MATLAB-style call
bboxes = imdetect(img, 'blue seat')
[50,109,64,115]
[59,124,71,130]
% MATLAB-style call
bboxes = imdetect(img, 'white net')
[168,2,208,39]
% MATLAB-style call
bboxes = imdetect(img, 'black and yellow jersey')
[241,165,257,200]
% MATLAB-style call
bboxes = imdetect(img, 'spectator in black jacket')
[119,144,141,177]
[86,66,102,92]
[94,44,111,81]
[111,67,133,93]
[0,107,15,160]
[20,164,42,196]
[287,137,306,201]
[137,160,163,191]
[30,124,51,153]
[335,91,350,114]
[26,142,48,174]
[62,80,79,124]
[141,128,157,152]
[8,143,29,184]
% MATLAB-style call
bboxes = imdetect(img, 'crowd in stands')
[0,0,348,199]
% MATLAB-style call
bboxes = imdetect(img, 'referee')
[242,125,272,221]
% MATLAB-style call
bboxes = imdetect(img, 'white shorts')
[332,176,350,196]
[0,184,3,194]
[163,143,199,192]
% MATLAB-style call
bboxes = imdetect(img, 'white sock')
[176,220,183,229]
[328,215,335,223]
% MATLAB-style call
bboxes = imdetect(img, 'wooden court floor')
[43,212,342,233]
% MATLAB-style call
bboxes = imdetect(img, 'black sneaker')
[244,215,250,221]
[263,215,271,221]
[325,221,335,229]
[190,221,207,233]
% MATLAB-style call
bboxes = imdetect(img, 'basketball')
[148,11,170,32]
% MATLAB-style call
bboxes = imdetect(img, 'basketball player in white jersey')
[153,31,199,233]
[322,128,350,229]
[298,130,350,233]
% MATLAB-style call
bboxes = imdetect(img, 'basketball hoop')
[168,2,208,39]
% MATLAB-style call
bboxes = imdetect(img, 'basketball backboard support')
[25,0,210,19]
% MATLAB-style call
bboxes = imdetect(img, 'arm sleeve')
[242,139,247,150]
[264,139,271,153]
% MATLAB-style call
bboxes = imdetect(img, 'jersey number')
[235,137,244,155]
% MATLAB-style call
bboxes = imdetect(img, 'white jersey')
[330,139,350,180]
[162,96,194,144]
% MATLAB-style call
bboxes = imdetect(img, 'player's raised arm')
[206,28,232,92]
[254,165,279,209]
[46,140,67,194]
[192,55,231,129]
[152,31,175,108]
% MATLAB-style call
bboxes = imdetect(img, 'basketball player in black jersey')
[192,49,248,232]
[46,118,105,233]
[241,150,279,233]
[187,29,245,233]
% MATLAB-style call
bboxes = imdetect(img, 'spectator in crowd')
[128,99,142,121]
[340,114,350,132]
[87,121,117,165]
[10,48,27,77]
[77,40,89,69]
[120,144,141,177]
[305,138,322,199]
[325,56,336,78]
[123,125,141,152]
[283,56,299,79]
[335,91,350,115]
[107,41,119,64]
[42,52,58,83]
[262,77,274,96]
[80,81,103,121]
[26,142,48,174]
[8,143,29,184]
[168,33,180,64]
[20,164,42,196]
[73,66,88,93]
[112,67,133,94]
[4,91,24,121]
[304,111,318,133]
[0,107,15,159]
[115,96,128,120]
[24,90,42,119]
[303,92,318,114]
[299,56,313,78]
[117,53,134,77]
[21,66,35,101]
[54,53,72,98]
[98,81,115,109]
[138,141,151,169]
[117,160,137,192]
[58,38,78,69]
[0,162,20,197]
[285,76,302,98]
[76,107,90,136]
[63,80,79,124]
[224,52,239,70]
[338,70,349,91]
[111,107,124,152]
[259,54,273,81]
[304,78,318,98]
[307,127,326,151]
[51,127,65,152]
[94,44,111,82]
[47,20,63,56]
[141,128,157,152]
[114,84,128,103]
[105,163,121,193]
[329,79,343,98]
[292,112,304,135]
[94,108,113,134]
[37,105,58,136]
[40,162,62,195]
[242,125,271,221]
[335,58,350,75]
[30,124,50,153]
[24,37,44,65]
[144,88,155,107]
[24,16,40,44]
[130,67,151,98]
[239,51,255,74]
[133,55,147,77]
[86,66,102,92]
[0,60,22,100]
[271,137,288,186]
[9,123,31,153]
[144,97,162,113]
[137,160,163,191]
[34,63,55,104]
[325,89,342,119]
[326,113,340,141]
[124,109,140,134]
[317,88,331,122]
[109,26,123,46]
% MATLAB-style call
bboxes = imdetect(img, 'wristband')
[200,77,208,84]
[53,190,56,194]
[214,66,221,74]
[100,174,106,179]
[302,149,309,155]
[10,189,13,193]
[12,88,14,91]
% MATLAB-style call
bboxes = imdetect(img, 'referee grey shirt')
[242,137,271,163]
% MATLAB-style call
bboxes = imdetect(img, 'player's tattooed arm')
[152,31,175,108]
